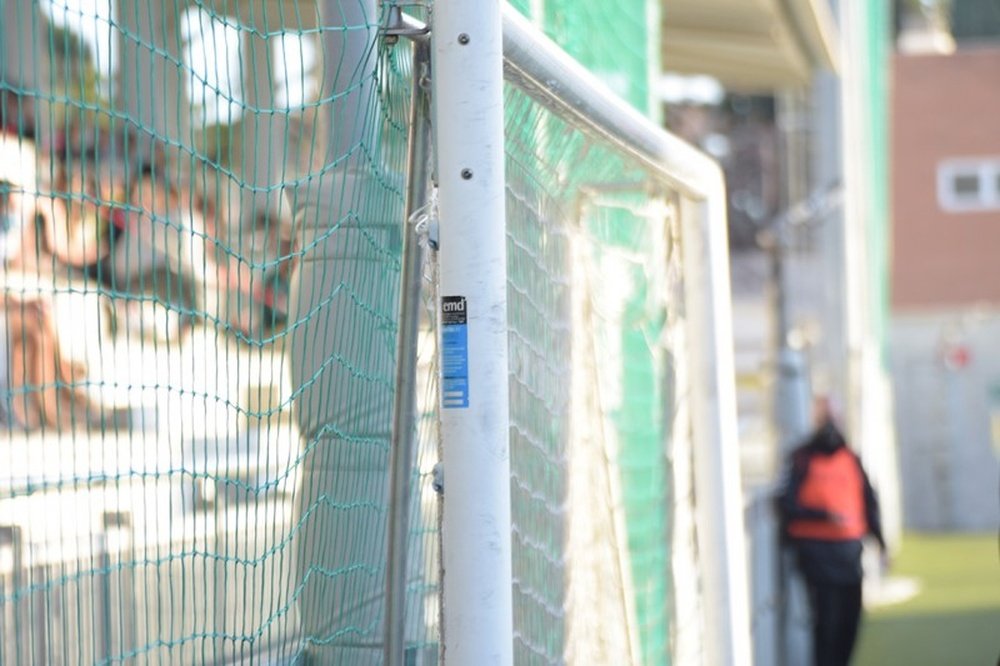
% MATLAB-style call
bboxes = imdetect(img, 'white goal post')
[428,3,753,664]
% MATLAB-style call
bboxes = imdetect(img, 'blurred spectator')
[1,292,95,428]
[1,127,104,429]
[778,396,888,666]
[204,193,294,340]
[0,88,35,141]
[0,135,34,265]
[103,164,204,338]
[2,77,300,430]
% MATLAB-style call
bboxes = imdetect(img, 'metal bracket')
[382,5,430,43]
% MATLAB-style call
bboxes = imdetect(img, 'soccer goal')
[0,0,749,663]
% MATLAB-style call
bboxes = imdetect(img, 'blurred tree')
[47,22,113,141]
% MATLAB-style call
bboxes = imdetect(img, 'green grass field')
[855,533,1000,666]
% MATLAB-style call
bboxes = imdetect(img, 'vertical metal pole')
[384,36,432,666]
[432,0,514,662]
[0,527,23,666]
[838,0,869,454]
[812,37,848,403]
[680,183,753,666]
[98,534,112,663]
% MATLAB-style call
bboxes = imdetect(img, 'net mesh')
[501,2,677,663]
[1,0,695,663]
[502,83,684,665]
[0,0,433,663]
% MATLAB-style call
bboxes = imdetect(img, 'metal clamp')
[382,5,430,43]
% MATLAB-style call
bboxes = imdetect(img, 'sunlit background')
[1,0,998,664]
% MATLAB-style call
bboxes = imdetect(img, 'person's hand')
[879,547,892,574]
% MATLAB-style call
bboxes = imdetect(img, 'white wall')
[891,308,1000,531]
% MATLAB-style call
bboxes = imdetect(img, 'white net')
[501,82,693,664]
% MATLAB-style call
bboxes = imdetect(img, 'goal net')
[0,0,736,663]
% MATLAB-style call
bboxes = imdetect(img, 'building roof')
[661,0,839,91]
[218,0,839,91]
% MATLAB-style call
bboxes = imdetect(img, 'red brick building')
[891,48,1000,309]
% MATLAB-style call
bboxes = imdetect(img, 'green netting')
[2,0,690,663]
[503,2,673,663]
[0,0,438,663]
[512,0,657,117]
[502,87,682,666]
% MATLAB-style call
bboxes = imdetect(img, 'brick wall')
[891,48,1000,309]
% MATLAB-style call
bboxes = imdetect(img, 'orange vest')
[787,447,868,541]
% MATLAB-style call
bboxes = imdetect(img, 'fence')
[0,0,748,663]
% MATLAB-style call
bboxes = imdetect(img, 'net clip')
[411,187,440,251]
[432,462,444,494]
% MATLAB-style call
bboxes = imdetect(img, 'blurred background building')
[661,0,901,528]
[658,1,902,664]
[890,0,1000,531]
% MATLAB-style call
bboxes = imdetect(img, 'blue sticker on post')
[441,296,470,408]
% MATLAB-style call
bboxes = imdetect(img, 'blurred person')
[236,208,295,336]
[101,164,207,339]
[0,88,35,142]
[1,291,95,428]
[33,160,125,276]
[1,91,41,267]
[0,143,32,265]
[28,155,204,341]
[0,128,104,429]
[778,395,888,666]
[156,168,297,341]
[209,203,296,340]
